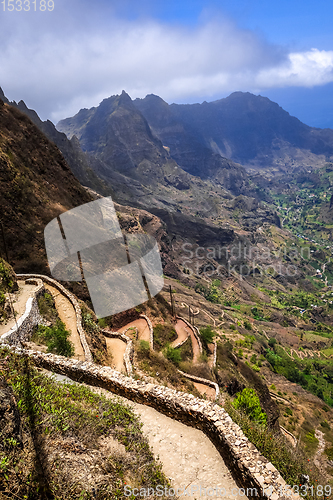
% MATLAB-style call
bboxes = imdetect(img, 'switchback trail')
[104,337,126,373]
[49,372,247,500]
[176,319,201,363]
[44,284,85,361]
[119,318,150,342]
[0,280,38,338]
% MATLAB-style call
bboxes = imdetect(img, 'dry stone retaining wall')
[176,315,203,353]
[0,344,301,500]
[17,274,92,362]
[178,369,219,398]
[139,314,154,349]
[102,329,134,377]
[173,333,190,349]
[1,276,302,499]
[1,279,46,345]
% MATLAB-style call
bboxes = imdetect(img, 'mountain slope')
[57,91,249,197]
[134,93,247,190]
[0,97,93,272]
[134,91,333,171]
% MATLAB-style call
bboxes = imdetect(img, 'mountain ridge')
[134,90,333,171]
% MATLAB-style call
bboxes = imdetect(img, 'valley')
[2,88,333,498]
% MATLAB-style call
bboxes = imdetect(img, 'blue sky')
[1,0,333,127]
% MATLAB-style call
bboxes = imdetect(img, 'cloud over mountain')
[1,1,333,121]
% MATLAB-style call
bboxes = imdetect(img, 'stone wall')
[178,369,219,399]
[1,279,46,345]
[0,344,301,500]
[17,274,92,362]
[1,275,302,500]
[102,329,134,377]
[173,333,190,349]
[139,314,154,349]
[176,315,203,354]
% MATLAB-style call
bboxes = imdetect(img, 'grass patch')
[32,320,74,357]
[136,343,201,397]
[224,399,323,491]
[37,292,59,325]
[153,323,177,351]
[0,348,170,499]
[303,431,319,456]
[179,337,193,362]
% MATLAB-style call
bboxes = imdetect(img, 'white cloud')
[0,4,332,122]
[256,49,333,88]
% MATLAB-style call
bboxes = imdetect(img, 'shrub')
[250,354,257,364]
[38,293,58,324]
[139,340,150,354]
[199,325,215,345]
[0,260,15,292]
[232,388,267,426]
[164,346,181,365]
[320,420,330,430]
[34,320,74,357]
[153,324,177,350]
[225,399,322,487]
[244,320,252,330]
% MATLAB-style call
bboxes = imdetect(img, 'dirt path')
[44,285,85,361]
[176,319,201,363]
[0,280,38,337]
[104,337,126,373]
[192,381,216,400]
[172,319,189,347]
[119,318,150,342]
[48,371,246,500]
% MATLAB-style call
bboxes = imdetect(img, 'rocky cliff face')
[135,91,333,171]
[58,91,250,197]
[0,98,93,272]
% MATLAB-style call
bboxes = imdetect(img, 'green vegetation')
[136,342,200,396]
[263,342,333,406]
[164,345,182,365]
[38,292,58,324]
[304,431,319,456]
[32,320,74,357]
[0,259,16,293]
[0,348,170,499]
[225,398,321,490]
[195,279,224,304]
[232,388,267,425]
[153,323,177,350]
[139,340,150,354]
[0,259,17,322]
[199,325,216,355]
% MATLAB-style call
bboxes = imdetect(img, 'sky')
[1,0,333,127]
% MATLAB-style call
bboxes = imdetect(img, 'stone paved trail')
[119,318,150,342]
[104,337,126,373]
[172,319,189,347]
[49,372,247,500]
[0,280,38,337]
[129,401,247,499]
[44,284,85,361]
[176,319,201,364]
